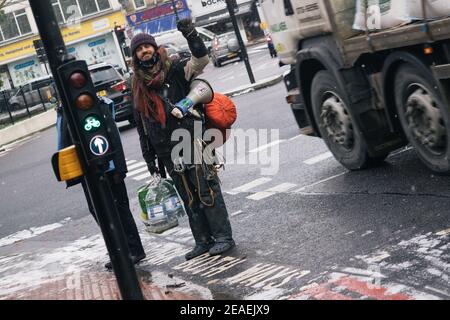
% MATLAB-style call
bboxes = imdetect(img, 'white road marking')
[436,228,450,236]
[304,152,333,165]
[249,140,285,153]
[126,166,148,177]
[126,160,137,166]
[293,171,349,193]
[0,218,71,248]
[133,171,152,181]
[231,210,243,217]
[126,161,146,171]
[247,183,297,201]
[226,178,272,195]
[361,230,374,237]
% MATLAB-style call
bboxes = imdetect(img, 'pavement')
[0,56,284,300]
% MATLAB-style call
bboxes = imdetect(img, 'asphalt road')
[0,52,449,300]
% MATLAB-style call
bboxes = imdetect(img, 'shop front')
[190,0,264,43]
[0,11,126,90]
[126,0,191,37]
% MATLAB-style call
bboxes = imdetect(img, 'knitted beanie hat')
[130,33,158,56]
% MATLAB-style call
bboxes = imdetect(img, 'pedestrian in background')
[267,35,277,58]
[131,19,236,260]
[56,97,146,270]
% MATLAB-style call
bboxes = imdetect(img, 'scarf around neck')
[132,46,172,125]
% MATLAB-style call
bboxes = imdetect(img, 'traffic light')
[114,25,126,46]
[33,39,47,62]
[56,60,114,165]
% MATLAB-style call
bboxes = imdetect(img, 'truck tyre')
[394,64,450,173]
[311,70,376,170]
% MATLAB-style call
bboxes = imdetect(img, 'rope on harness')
[181,172,194,208]
[195,164,215,207]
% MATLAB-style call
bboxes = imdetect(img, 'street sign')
[90,135,109,156]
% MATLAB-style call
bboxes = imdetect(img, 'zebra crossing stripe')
[247,183,297,201]
[226,178,272,195]
[127,166,148,177]
[249,140,285,153]
[126,160,137,166]
[304,152,333,165]
[127,162,146,171]
[133,172,152,181]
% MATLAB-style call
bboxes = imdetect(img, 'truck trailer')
[261,0,450,173]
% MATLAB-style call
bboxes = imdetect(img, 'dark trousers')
[82,176,145,257]
[160,157,233,246]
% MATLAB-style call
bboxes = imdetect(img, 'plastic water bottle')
[144,178,180,234]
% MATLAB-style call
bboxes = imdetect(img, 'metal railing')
[0,84,59,129]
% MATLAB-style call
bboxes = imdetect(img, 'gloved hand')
[177,18,197,39]
[147,160,159,175]
[174,97,194,116]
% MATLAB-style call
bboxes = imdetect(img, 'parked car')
[88,63,134,125]
[210,31,241,67]
[153,26,214,53]
[163,43,192,61]
[8,75,56,110]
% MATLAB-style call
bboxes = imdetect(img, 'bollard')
[2,90,14,125]
[37,88,46,111]
[20,86,31,118]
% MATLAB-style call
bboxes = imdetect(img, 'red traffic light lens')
[76,94,95,110]
[69,72,87,89]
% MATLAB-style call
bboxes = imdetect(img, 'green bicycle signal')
[83,115,102,132]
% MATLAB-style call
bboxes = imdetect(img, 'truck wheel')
[311,70,376,170]
[394,64,450,173]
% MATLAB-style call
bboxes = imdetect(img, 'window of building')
[51,0,111,24]
[133,0,146,10]
[0,9,32,43]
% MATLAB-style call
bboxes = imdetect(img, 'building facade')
[189,0,264,44]
[0,0,127,90]
[122,0,191,38]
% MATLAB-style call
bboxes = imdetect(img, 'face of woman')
[136,44,156,62]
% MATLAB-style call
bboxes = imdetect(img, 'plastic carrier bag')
[138,175,186,234]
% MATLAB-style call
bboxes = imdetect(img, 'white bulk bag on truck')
[354,0,412,30]
[354,0,450,31]
[408,0,450,20]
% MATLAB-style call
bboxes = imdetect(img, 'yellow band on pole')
[58,145,83,181]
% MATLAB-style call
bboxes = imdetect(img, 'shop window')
[0,9,32,43]
[50,0,111,25]
[61,0,80,21]
[51,0,65,24]
[16,11,32,35]
[78,0,98,15]
[97,0,111,11]
[133,0,146,10]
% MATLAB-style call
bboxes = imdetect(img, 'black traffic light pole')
[28,0,144,300]
[225,0,255,84]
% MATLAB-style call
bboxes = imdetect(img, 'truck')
[261,0,450,174]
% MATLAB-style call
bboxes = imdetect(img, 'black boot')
[185,243,215,260]
[209,240,235,256]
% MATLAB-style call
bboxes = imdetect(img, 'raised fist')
[177,18,197,39]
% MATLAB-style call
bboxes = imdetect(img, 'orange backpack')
[204,93,237,145]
